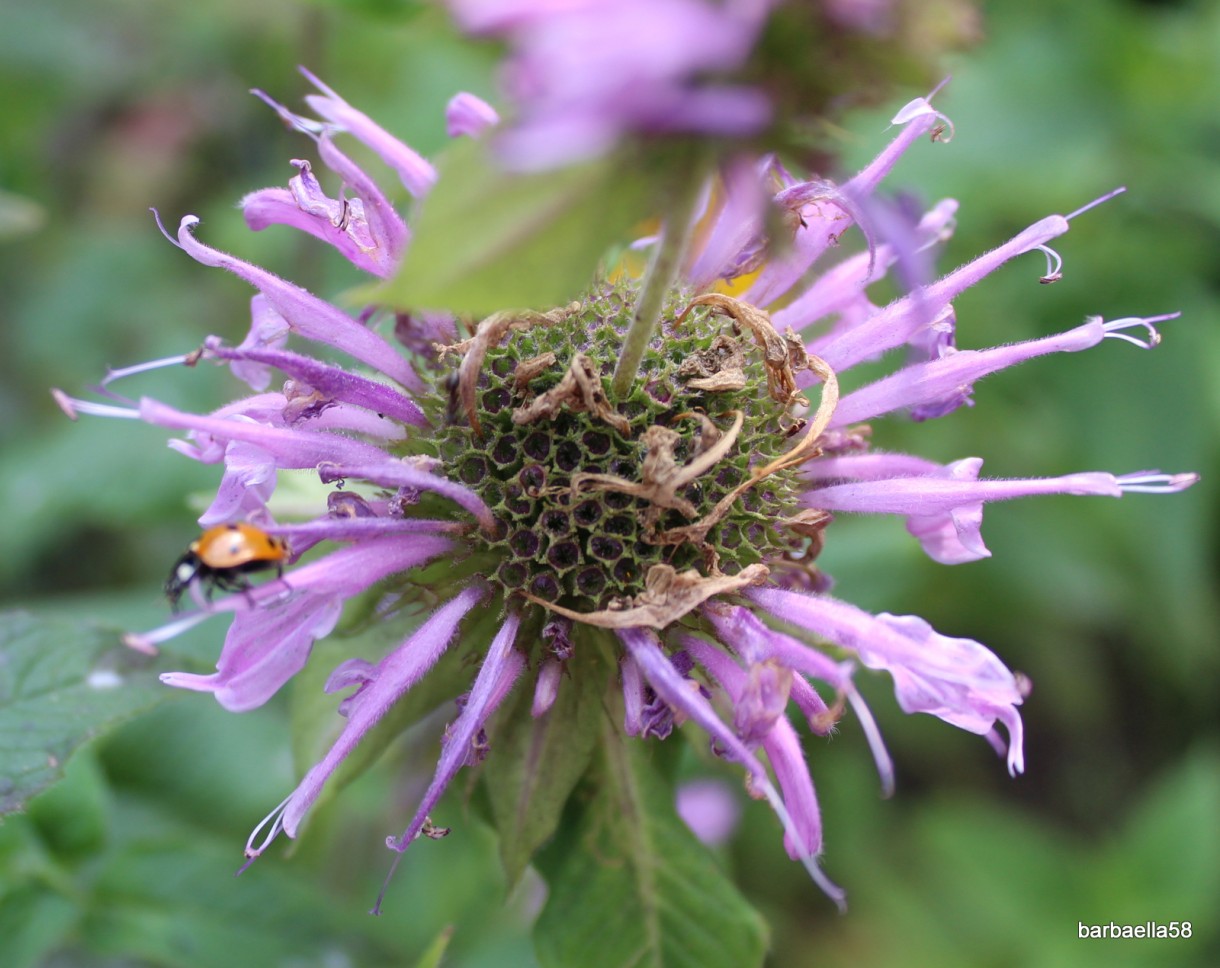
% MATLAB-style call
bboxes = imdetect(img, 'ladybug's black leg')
[204,571,254,608]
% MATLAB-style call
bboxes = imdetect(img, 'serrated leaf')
[483,631,610,886]
[372,139,655,315]
[533,706,768,968]
[0,611,175,815]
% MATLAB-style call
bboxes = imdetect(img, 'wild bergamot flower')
[55,73,1197,912]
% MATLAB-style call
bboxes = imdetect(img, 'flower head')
[445,0,777,169]
[56,74,1197,912]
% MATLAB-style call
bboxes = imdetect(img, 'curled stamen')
[1102,312,1178,349]
[242,794,293,866]
[1117,472,1200,494]
[51,389,141,421]
[889,77,955,142]
[1036,244,1063,284]
[149,207,182,248]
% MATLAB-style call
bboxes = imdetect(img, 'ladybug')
[165,523,290,611]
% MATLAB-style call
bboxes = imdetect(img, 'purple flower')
[445,0,776,169]
[55,76,1197,912]
[676,778,743,847]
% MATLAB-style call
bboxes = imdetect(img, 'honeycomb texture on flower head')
[420,283,809,615]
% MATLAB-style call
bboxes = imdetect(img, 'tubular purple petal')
[831,319,1106,427]
[274,586,487,842]
[161,595,343,712]
[617,626,846,907]
[374,612,523,913]
[386,612,523,851]
[813,214,1071,372]
[807,469,1127,516]
[773,199,958,333]
[446,92,500,138]
[315,133,410,262]
[197,441,276,526]
[241,180,391,279]
[269,517,466,544]
[762,717,823,859]
[532,658,564,717]
[300,67,438,197]
[906,499,989,564]
[749,587,1025,776]
[174,215,421,390]
[318,462,498,533]
[743,112,937,307]
[140,397,393,468]
[621,654,646,736]
[227,296,291,391]
[804,452,943,481]
[684,155,771,288]
[204,339,427,428]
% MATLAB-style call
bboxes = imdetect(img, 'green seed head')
[421,283,812,618]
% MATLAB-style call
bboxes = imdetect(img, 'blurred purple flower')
[446,0,777,168]
[676,779,743,846]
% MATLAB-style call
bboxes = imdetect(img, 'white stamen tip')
[1117,471,1201,494]
[122,633,160,656]
[51,390,140,421]
[51,388,78,420]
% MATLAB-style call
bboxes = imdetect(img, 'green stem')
[611,168,706,399]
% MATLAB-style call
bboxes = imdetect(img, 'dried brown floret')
[511,352,631,434]
[521,562,768,629]
[449,303,580,436]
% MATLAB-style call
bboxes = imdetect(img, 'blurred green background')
[1,1,1217,966]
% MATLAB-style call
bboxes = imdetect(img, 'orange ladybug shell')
[192,523,289,569]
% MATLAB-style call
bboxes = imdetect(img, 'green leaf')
[86,840,403,968]
[0,886,78,968]
[371,139,655,315]
[483,630,610,886]
[413,925,455,968]
[27,748,110,859]
[533,706,768,968]
[0,611,176,815]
